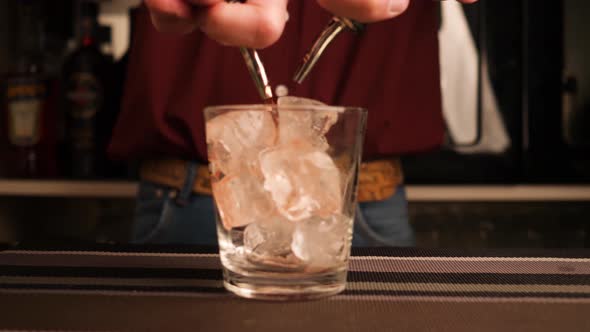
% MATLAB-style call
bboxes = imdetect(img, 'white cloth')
[438,1,510,153]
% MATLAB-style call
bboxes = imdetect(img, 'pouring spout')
[293,17,364,84]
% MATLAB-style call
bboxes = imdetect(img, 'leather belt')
[140,158,403,202]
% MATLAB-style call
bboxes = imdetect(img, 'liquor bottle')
[2,0,52,178]
[62,1,112,178]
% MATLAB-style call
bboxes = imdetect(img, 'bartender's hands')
[317,0,478,23]
[144,0,289,48]
[145,0,478,49]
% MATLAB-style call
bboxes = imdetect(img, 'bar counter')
[0,245,589,331]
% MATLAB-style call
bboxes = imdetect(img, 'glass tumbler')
[204,104,367,300]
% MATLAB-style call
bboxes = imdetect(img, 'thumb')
[316,0,410,23]
[198,0,289,48]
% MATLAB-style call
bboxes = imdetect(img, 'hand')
[317,0,478,23]
[144,0,289,48]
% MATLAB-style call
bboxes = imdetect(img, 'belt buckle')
[357,159,402,202]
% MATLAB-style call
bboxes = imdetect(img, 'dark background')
[0,0,588,249]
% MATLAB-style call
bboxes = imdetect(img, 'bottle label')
[66,72,102,150]
[6,82,45,147]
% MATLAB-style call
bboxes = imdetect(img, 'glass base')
[222,266,347,301]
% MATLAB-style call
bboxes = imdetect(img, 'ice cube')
[291,214,351,270]
[243,219,303,269]
[206,110,277,174]
[278,96,326,107]
[244,219,294,257]
[212,173,274,230]
[259,145,342,222]
[277,96,339,150]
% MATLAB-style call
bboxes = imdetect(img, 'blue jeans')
[133,166,415,247]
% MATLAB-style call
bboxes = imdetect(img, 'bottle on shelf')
[62,1,114,178]
[2,0,57,178]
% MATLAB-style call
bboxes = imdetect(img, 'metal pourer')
[227,0,274,101]
[293,17,365,84]
[226,0,363,97]
[238,47,274,101]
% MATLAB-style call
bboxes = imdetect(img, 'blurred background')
[0,0,588,248]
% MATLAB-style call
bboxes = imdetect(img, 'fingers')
[317,0,477,23]
[145,0,202,34]
[316,0,410,23]
[198,0,289,48]
[145,0,288,48]
[146,0,474,48]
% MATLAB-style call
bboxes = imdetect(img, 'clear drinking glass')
[204,104,367,300]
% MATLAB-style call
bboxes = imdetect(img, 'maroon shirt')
[109,0,444,163]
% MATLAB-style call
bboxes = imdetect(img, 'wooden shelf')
[406,185,590,202]
[0,181,589,201]
[0,180,137,198]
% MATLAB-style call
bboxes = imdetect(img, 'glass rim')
[204,104,367,116]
